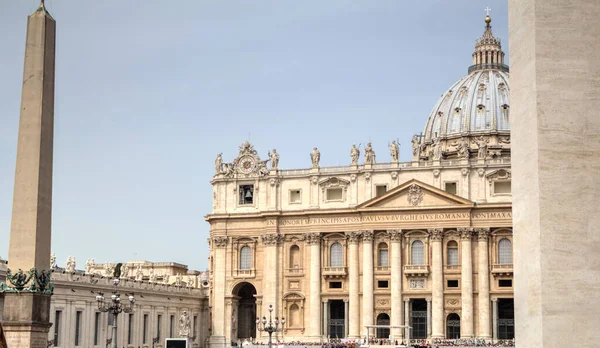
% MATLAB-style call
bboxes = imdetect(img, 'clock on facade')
[237,155,256,174]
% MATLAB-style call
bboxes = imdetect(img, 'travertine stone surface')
[509,0,600,347]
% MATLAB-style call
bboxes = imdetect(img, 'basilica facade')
[206,15,514,346]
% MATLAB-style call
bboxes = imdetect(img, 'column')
[323,300,328,338]
[3,3,56,348]
[404,299,410,342]
[346,231,361,338]
[459,228,474,338]
[389,230,403,339]
[306,233,322,339]
[361,231,374,337]
[261,234,282,320]
[492,299,498,342]
[344,300,349,338]
[426,298,432,339]
[429,229,444,338]
[509,1,600,347]
[477,229,491,340]
[210,237,228,348]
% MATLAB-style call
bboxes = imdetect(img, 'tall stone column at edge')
[477,228,491,340]
[3,3,55,348]
[261,233,282,338]
[209,237,228,348]
[361,231,374,337]
[459,228,474,338]
[306,233,322,340]
[389,230,403,339]
[508,1,600,347]
[429,228,444,339]
[345,231,361,338]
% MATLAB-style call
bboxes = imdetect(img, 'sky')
[0,1,509,271]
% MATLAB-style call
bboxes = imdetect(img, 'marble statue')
[135,265,143,281]
[104,263,115,277]
[364,142,376,164]
[179,311,191,337]
[432,137,443,160]
[310,147,320,168]
[187,276,194,288]
[50,252,57,269]
[268,149,279,170]
[65,256,76,273]
[149,269,157,283]
[350,144,360,165]
[215,153,223,174]
[457,137,471,159]
[121,263,130,279]
[474,136,489,159]
[175,273,183,287]
[163,273,170,284]
[389,140,399,163]
[84,258,95,274]
[411,135,420,158]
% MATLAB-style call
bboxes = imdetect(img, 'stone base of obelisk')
[2,292,52,348]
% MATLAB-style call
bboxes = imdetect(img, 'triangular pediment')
[357,179,474,209]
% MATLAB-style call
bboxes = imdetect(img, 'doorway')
[498,298,514,339]
[376,313,390,338]
[446,313,460,339]
[328,300,345,338]
[411,299,427,339]
[234,282,257,339]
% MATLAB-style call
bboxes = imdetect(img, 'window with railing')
[240,246,252,270]
[411,240,425,265]
[330,242,343,267]
[498,238,512,264]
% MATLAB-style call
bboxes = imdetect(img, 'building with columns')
[205,15,514,346]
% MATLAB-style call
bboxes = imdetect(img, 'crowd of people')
[237,338,515,348]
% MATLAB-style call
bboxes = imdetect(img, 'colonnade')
[210,227,497,345]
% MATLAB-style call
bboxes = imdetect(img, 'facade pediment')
[357,179,473,209]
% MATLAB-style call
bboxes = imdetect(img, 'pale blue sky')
[0,1,508,271]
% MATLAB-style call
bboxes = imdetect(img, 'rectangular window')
[170,315,175,338]
[143,314,148,344]
[75,311,82,346]
[94,312,100,346]
[378,249,389,267]
[157,314,162,341]
[499,279,512,287]
[494,181,511,194]
[376,185,387,197]
[329,281,342,289]
[289,189,301,203]
[239,185,254,205]
[447,280,459,288]
[54,310,62,346]
[377,280,389,288]
[326,188,343,201]
[445,182,457,194]
[128,314,134,345]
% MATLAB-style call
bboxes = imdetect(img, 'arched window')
[447,241,459,266]
[378,242,389,267]
[498,238,512,264]
[240,246,251,270]
[330,242,343,267]
[288,304,300,328]
[289,245,301,270]
[411,240,425,265]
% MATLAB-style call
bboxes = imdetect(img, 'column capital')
[345,231,362,244]
[304,233,321,245]
[322,299,329,303]
[476,228,491,240]
[212,236,229,248]
[343,299,349,303]
[404,298,411,303]
[361,230,374,243]
[426,298,432,303]
[261,233,283,246]
[458,227,474,240]
[388,230,403,242]
[428,228,444,241]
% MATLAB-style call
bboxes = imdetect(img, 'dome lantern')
[469,11,508,74]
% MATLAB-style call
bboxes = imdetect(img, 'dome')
[415,14,511,161]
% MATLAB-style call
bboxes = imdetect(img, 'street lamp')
[256,304,285,348]
[96,278,135,348]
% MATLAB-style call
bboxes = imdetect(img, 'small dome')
[421,14,510,143]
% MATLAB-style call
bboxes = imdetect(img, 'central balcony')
[403,265,430,277]
[322,266,347,279]
[491,263,513,277]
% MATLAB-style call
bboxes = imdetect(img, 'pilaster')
[459,228,474,338]
[305,233,322,339]
[389,230,403,339]
[361,230,374,337]
[428,228,444,339]
[477,228,491,340]
[345,231,361,338]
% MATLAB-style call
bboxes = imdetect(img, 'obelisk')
[509,0,600,347]
[2,1,56,347]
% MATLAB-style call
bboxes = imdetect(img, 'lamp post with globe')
[96,278,135,348]
[256,305,285,348]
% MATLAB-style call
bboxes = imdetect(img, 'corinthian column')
[306,233,322,339]
[346,231,362,338]
[261,234,283,322]
[210,236,229,348]
[429,228,444,339]
[389,230,403,339]
[362,230,374,337]
[477,228,491,340]
[459,228,474,338]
